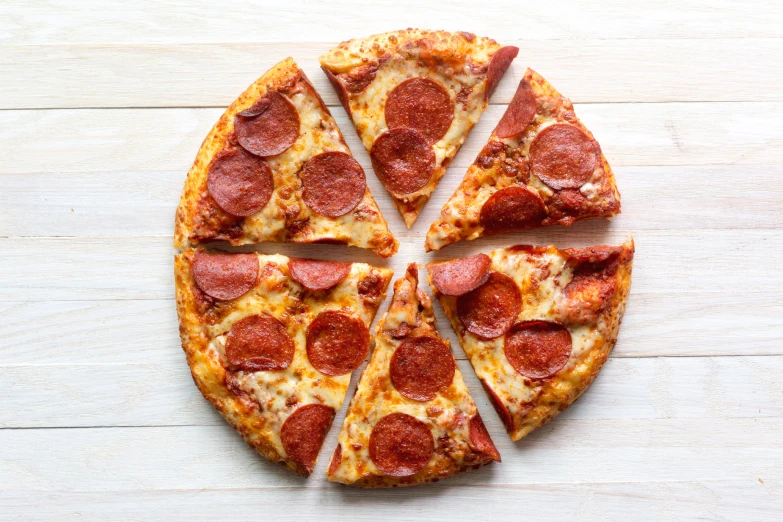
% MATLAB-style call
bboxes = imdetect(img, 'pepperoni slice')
[225,314,294,372]
[370,128,435,196]
[486,46,519,100]
[561,250,622,324]
[427,254,492,297]
[327,444,342,476]
[390,336,455,402]
[468,413,501,462]
[300,151,366,217]
[494,79,536,139]
[322,67,351,115]
[480,379,513,433]
[288,258,351,291]
[457,272,521,339]
[306,310,369,375]
[206,147,274,217]
[191,251,258,301]
[385,77,455,145]
[369,413,434,477]
[529,124,597,189]
[479,186,546,234]
[234,91,300,157]
[504,321,573,379]
[281,404,336,475]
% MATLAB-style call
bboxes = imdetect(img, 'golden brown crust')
[174,57,398,257]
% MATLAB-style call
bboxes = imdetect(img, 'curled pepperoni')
[529,124,597,189]
[327,444,342,476]
[427,254,492,297]
[457,272,521,339]
[561,249,622,324]
[504,321,572,379]
[288,258,351,291]
[494,79,536,139]
[322,67,351,115]
[225,314,294,372]
[480,379,513,433]
[191,250,258,301]
[369,413,434,476]
[479,186,546,234]
[468,413,501,462]
[306,310,369,375]
[281,404,336,475]
[486,46,519,100]
[300,151,366,217]
[370,128,435,196]
[390,336,455,402]
[385,77,455,145]
[234,91,300,157]
[206,147,274,217]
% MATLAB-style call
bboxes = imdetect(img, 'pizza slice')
[426,240,634,440]
[175,249,393,475]
[326,263,500,487]
[174,57,398,258]
[319,29,518,227]
[426,68,622,251]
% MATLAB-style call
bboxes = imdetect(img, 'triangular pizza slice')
[319,30,518,227]
[426,68,621,251]
[326,264,500,487]
[426,240,634,440]
[175,249,393,475]
[174,57,398,258]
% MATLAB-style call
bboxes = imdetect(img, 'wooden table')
[1,1,781,520]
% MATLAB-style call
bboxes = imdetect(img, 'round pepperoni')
[281,404,335,475]
[225,314,294,372]
[305,310,369,375]
[390,336,455,402]
[504,321,573,379]
[370,128,435,196]
[529,124,597,189]
[322,67,351,115]
[457,272,521,339]
[494,79,536,139]
[300,151,366,217]
[385,78,455,145]
[479,186,546,234]
[288,258,351,291]
[206,147,274,217]
[427,254,492,297]
[369,413,434,476]
[191,250,258,301]
[234,91,300,157]
[486,46,519,100]
[468,413,501,462]
[480,379,513,433]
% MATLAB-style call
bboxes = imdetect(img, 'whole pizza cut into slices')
[319,30,519,227]
[426,68,621,251]
[426,240,634,440]
[175,249,393,475]
[174,57,398,258]
[327,264,500,487]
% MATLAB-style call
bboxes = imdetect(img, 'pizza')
[327,264,500,487]
[319,30,518,227]
[174,57,398,258]
[426,240,634,440]
[425,68,621,251]
[174,249,393,475]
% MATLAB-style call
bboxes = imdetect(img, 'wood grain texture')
[2,1,782,519]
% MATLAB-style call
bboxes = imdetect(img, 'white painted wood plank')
[3,0,782,43]
[3,165,781,239]
[0,418,780,491]
[2,230,781,301]
[1,103,780,177]
[4,39,780,109]
[3,481,780,522]
[1,356,780,428]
